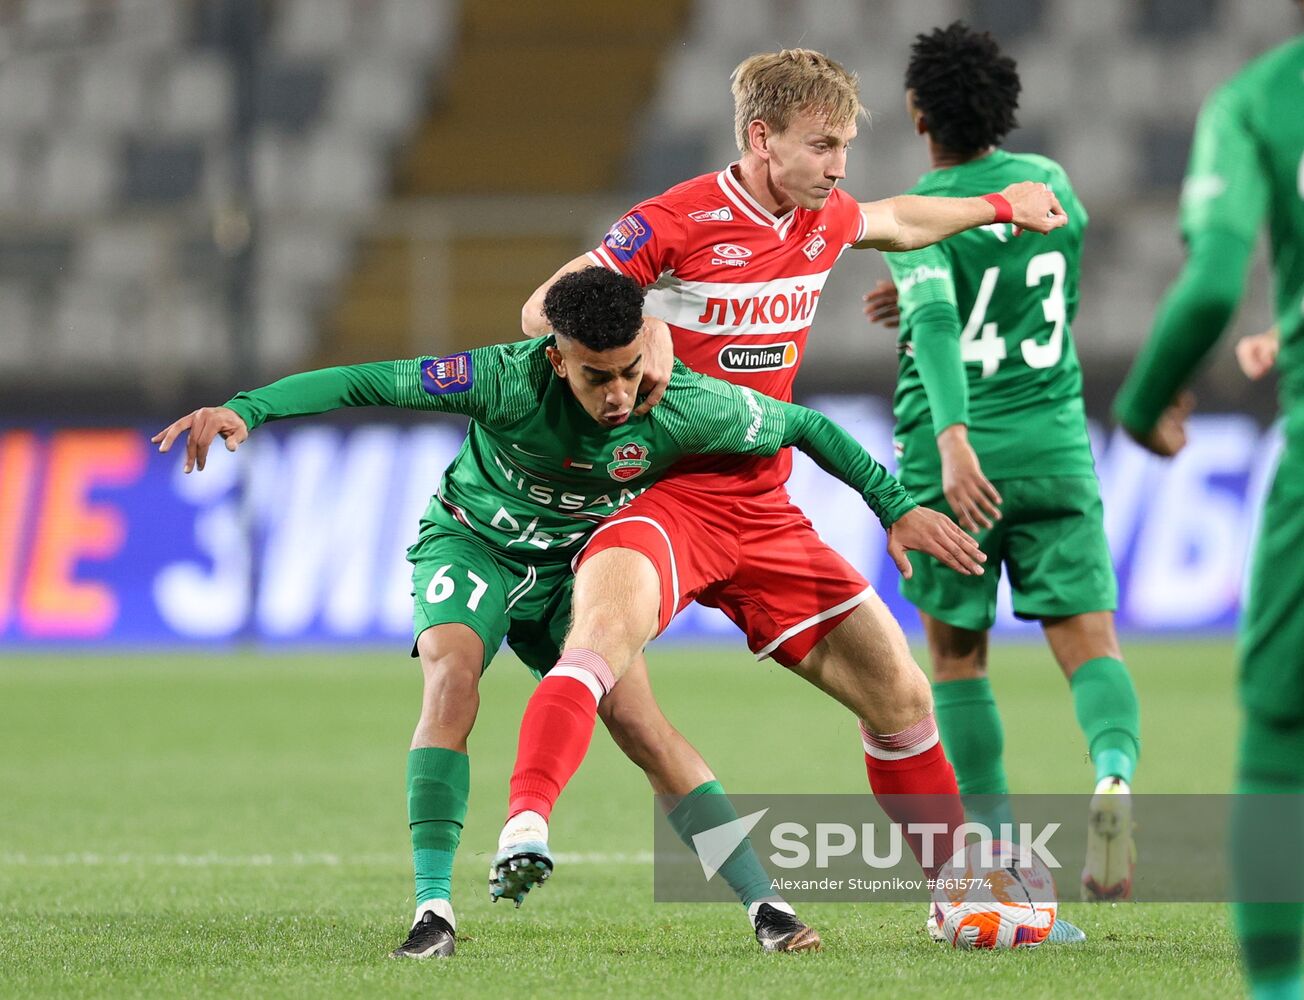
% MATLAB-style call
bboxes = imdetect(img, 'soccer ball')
[930,839,1058,950]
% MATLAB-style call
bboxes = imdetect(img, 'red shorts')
[573,480,871,666]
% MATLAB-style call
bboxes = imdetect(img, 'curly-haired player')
[865,22,1142,942]
[153,265,983,959]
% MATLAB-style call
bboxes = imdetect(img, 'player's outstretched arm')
[856,181,1067,251]
[152,363,405,471]
[662,376,984,574]
[152,406,249,473]
[154,356,506,472]
[773,402,985,576]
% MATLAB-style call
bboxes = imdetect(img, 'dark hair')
[543,266,645,350]
[905,21,1020,155]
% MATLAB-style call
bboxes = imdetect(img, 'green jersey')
[887,148,1094,485]
[1115,35,1304,431]
[224,338,916,564]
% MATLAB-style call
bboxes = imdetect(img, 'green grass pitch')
[0,639,1243,998]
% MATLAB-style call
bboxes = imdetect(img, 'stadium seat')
[275,0,354,57]
[155,55,233,135]
[70,56,149,133]
[0,59,59,131]
[0,282,37,371]
[75,222,165,280]
[20,0,89,47]
[50,278,132,369]
[105,0,183,52]
[374,0,457,61]
[140,284,228,369]
[254,59,330,134]
[329,57,422,135]
[0,140,31,210]
[37,136,117,216]
[122,137,207,204]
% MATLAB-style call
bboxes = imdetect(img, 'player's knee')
[565,614,654,674]
[416,643,481,733]
[422,655,478,697]
[890,659,935,726]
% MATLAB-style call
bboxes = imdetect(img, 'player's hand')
[1002,181,1067,236]
[152,406,249,473]
[936,425,1002,531]
[1126,391,1194,458]
[633,316,673,416]
[886,506,986,579]
[1235,327,1279,381]
[862,279,901,329]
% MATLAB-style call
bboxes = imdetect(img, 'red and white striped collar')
[717,162,800,239]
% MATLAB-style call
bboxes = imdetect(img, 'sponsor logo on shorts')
[718,341,799,372]
[607,442,651,482]
[603,212,653,262]
[802,234,827,260]
[689,206,733,223]
[420,352,472,394]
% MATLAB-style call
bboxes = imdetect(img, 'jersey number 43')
[960,250,1067,377]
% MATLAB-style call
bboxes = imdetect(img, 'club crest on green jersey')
[607,442,651,482]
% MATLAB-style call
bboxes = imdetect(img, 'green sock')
[933,677,1015,836]
[1070,657,1140,784]
[407,747,470,905]
[1232,714,1304,996]
[666,780,774,907]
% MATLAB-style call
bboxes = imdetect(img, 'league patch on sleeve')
[420,352,472,394]
[602,211,653,262]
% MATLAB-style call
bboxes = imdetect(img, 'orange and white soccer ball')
[930,839,1058,949]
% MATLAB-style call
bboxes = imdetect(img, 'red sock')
[507,649,615,821]
[861,715,965,877]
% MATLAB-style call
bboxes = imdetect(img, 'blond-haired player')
[490,49,1066,922]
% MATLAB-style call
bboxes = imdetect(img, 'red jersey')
[587,163,865,494]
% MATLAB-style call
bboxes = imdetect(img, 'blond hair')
[730,49,866,154]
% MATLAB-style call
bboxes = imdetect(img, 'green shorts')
[1240,448,1304,722]
[407,524,574,679]
[900,475,1118,632]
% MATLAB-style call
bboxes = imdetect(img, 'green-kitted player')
[864,23,1142,935]
[1113,12,1304,1000]
[154,266,982,960]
